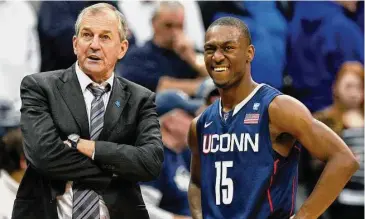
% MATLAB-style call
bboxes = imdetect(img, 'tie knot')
[87,83,110,98]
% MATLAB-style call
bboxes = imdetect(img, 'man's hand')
[76,139,95,158]
[172,32,208,77]
[172,33,196,65]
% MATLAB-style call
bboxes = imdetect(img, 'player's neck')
[219,77,258,112]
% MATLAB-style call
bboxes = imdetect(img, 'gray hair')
[151,1,184,21]
[75,3,128,41]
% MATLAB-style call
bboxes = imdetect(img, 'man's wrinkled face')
[73,10,128,77]
[152,7,184,49]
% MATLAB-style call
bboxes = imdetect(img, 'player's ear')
[246,45,255,63]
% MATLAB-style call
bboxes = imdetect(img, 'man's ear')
[118,39,129,59]
[72,36,78,55]
[247,44,255,62]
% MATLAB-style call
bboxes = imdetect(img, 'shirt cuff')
[92,150,95,160]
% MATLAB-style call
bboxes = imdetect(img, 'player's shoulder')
[269,94,312,121]
[270,94,306,109]
[259,84,282,96]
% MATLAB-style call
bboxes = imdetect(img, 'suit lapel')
[56,65,90,138]
[99,77,131,140]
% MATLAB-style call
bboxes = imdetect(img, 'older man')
[13,3,163,219]
[118,1,208,96]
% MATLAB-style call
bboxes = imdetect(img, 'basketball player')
[187,17,359,219]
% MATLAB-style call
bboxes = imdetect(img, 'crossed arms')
[20,75,164,187]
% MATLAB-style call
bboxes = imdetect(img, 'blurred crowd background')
[0,1,363,219]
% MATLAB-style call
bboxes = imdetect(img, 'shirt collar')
[218,83,264,118]
[75,61,114,93]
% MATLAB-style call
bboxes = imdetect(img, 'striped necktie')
[87,83,110,140]
[72,83,110,219]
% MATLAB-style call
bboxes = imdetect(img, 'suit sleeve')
[94,92,164,182]
[20,75,112,184]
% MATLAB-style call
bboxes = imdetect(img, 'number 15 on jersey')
[215,161,234,205]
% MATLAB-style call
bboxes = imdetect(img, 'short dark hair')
[207,17,252,44]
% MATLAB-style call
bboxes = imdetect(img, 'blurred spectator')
[0,1,40,110]
[118,1,208,96]
[155,78,219,117]
[37,1,135,72]
[276,1,295,22]
[155,90,203,118]
[313,61,364,134]
[198,1,249,30]
[154,78,219,171]
[29,1,41,13]
[140,109,193,219]
[194,77,220,115]
[0,102,23,219]
[0,129,25,219]
[198,1,287,89]
[119,0,205,51]
[330,127,364,219]
[312,61,364,219]
[0,99,21,138]
[287,1,364,112]
[355,1,364,33]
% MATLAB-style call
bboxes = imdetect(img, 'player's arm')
[187,117,203,219]
[269,95,359,219]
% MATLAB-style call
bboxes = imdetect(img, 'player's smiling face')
[204,25,252,89]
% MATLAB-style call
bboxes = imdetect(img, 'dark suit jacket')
[12,64,164,219]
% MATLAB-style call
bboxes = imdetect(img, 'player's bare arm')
[269,95,359,219]
[188,117,203,219]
